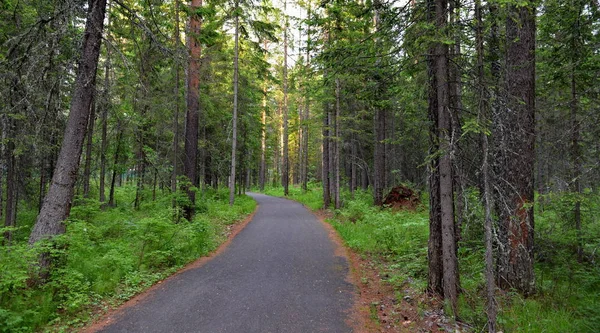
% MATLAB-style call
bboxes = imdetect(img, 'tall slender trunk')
[571,42,582,261]
[322,103,331,208]
[108,120,123,207]
[83,96,96,198]
[301,4,311,193]
[334,77,341,209]
[373,2,386,206]
[29,0,107,254]
[4,122,16,244]
[476,0,496,330]
[99,62,110,202]
[259,42,268,191]
[426,0,442,296]
[134,78,147,210]
[449,0,464,243]
[0,117,5,243]
[229,8,239,206]
[172,0,181,206]
[99,1,111,204]
[282,3,290,196]
[184,0,202,217]
[435,0,458,315]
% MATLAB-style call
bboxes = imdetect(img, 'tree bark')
[29,0,107,249]
[496,1,536,295]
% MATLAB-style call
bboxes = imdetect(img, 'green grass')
[260,184,600,333]
[0,185,255,332]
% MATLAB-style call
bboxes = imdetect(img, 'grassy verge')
[262,185,600,332]
[0,186,255,332]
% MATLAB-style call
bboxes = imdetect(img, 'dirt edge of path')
[82,205,259,333]
[313,208,454,333]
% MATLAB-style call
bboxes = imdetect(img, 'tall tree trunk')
[83,96,96,198]
[134,77,148,210]
[99,1,111,204]
[322,103,331,208]
[259,41,268,192]
[4,122,16,245]
[108,120,123,207]
[333,77,341,209]
[184,0,202,217]
[229,7,239,206]
[373,2,385,206]
[28,0,107,258]
[496,1,536,295]
[427,51,443,296]
[172,0,181,207]
[282,4,290,196]
[301,4,311,193]
[449,0,464,243]
[476,1,497,330]
[570,3,583,260]
[435,0,458,315]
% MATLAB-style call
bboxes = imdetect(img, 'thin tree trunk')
[282,3,290,196]
[322,103,331,208]
[571,50,582,261]
[99,35,110,203]
[229,8,239,206]
[108,120,123,207]
[334,77,341,209]
[476,0,496,330]
[259,42,268,191]
[302,4,311,193]
[449,0,464,243]
[373,2,385,206]
[83,95,96,198]
[172,0,181,207]
[184,0,202,217]
[28,0,107,264]
[4,126,16,244]
[99,1,111,204]
[426,0,443,301]
[435,0,458,315]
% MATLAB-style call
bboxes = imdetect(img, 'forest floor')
[314,209,468,333]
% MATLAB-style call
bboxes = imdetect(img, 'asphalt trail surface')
[97,193,354,333]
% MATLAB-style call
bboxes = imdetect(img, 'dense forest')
[1,0,599,331]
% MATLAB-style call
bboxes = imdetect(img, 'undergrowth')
[0,185,255,332]
[262,184,600,333]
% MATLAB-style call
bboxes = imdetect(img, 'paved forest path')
[93,193,355,333]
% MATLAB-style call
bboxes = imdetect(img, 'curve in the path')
[94,193,355,333]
